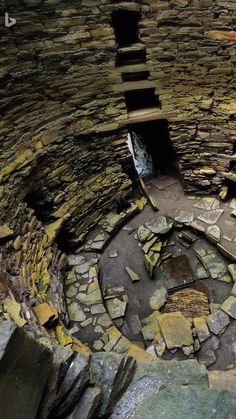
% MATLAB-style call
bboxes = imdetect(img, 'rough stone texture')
[158,312,193,349]
[68,386,101,419]
[0,321,52,419]
[112,360,207,419]
[49,352,90,419]
[206,310,230,335]
[132,384,236,419]
[90,352,136,418]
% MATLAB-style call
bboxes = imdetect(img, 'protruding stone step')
[113,80,156,93]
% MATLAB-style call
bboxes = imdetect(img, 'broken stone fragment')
[33,303,58,327]
[206,310,230,335]
[109,250,118,258]
[228,264,236,282]
[193,317,210,343]
[3,298,27,327]
[125,267,141,282]
[145,216,173,235]
[144,254,155,277]
[221,296,236,319]
[142,236,158,254]
[198,349,216,368]
[67,302,86,322]
[158,311,193,350]
[77,288,103,306]
[149,287,168,310]
[142,317,160,342]
[197,209,224,225]
[206,225,221,243]
[106,298,127,320]
[0,224,14,242]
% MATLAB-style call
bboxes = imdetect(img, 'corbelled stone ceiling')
[0,0,235,418]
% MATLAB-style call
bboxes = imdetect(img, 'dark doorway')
[125,88,160,112]
[130,120,177,176]
[112,9,140,47]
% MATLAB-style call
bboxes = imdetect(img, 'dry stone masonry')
[0,0,236,418]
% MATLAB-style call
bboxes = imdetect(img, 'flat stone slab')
[149,287,168,310]
[221,296,236,319]
[132,384,236,419]
[206,225,221,242]
[145,216,173,235]
[125,267,141,282]
[158,311,193,349]
[67,302,86,322]
[197,209,224,225]
[106,298,127,320]
[206,310,230,335]
[171,210,194,224]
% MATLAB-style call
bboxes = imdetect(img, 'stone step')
[113,80,156,93]
[120,109,177,125]
[117,43,146,55]
[117,64,148,74]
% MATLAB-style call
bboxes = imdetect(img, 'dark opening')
[56,225,76,252]
[125,88,161,112]
[229,160,236,172]
[24,190,54,223]
[116,48,146,66]
[130,120,177,175]
[112,9,140,46]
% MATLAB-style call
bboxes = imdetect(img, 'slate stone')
[68,386,101,419]
[132,384,236,419]
[193,317,210,343]
[221,296,236,319]
[90,352,136,417]
[106,298,127,320]
[149,287,168,310]
[206,310,230,335]
[198,349,216,367]
[67,302,86,322]
[206,225,221,243]
[197,209,224,225]
[111,360,207,419]
[228,264,236,282]
[38,346,74,419]
[125,267,141,282]
[158,312,193,349]
[0,321,52,419]
[50,353,90,419]
[145,216,173,235]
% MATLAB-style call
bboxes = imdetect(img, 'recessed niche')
[112,9,140,47]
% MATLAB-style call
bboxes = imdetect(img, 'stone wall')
[140,0,236,192]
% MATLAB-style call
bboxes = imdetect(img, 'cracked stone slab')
[158,311,193,349]
[149,287,168,310]
[206,225,221,242]
[106,298,127,320]
[171,210,194,224]
[206,310,230,335]
[145,216,173,235]
[197,209,224,225]
[221,296,236,319]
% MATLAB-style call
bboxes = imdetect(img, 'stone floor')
[66,175,236,370]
